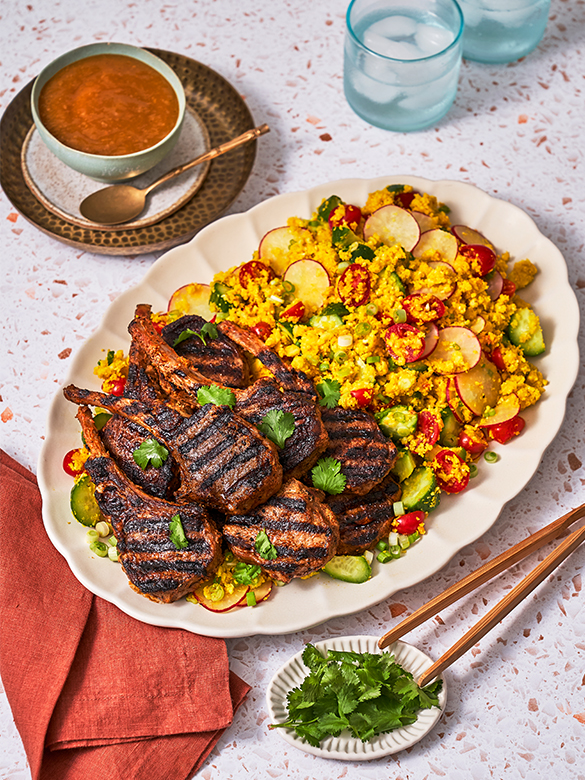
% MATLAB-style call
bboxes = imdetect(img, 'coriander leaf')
[197,385,236,408]
[106,349,115,365]
[302,643,327,672]
[254,529,277,560]
[169,513,188,550]
[311,457,347,495]
[199,321,218,344]
[316,379,341,409]
[132,439,169,470]
[258,409,295,448]
[173,328,197,347]
[233,561,262,585]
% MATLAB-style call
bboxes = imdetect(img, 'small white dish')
[266,635,447,760]
[22,105,210,231]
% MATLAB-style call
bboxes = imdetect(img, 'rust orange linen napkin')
[0,450,250,780]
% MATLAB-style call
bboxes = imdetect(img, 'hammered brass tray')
[0,49,258,255]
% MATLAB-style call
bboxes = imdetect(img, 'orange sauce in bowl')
[38,53,180,156]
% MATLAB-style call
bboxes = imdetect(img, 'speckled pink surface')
[1,1,584,778]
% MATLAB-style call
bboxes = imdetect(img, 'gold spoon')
[79,123,270,226]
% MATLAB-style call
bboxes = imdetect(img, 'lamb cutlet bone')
[129,307,328,479]
[63,386,283,515]
[76,405,223,603]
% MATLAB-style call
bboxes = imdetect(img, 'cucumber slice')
[507,307,545,356]
[378,268,406,295]
[391,448,416,482]
[401,466,441,512]
[309,313,344,329]
[439,408,460,447]
[376,405,418,441]
[70,474,103,527]
[322,555,372,583]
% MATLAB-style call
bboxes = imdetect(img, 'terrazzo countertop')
[1,1,584,778]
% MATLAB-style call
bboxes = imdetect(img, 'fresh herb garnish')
[174,322,218,348]
[321,302,350,318]
[255,529,278,560]
[197,385,236,408]
[311,457,346,494]
[169,513,188,550]
[316,379,341,409]
[106,349,115,365]
[233,561,262,585]
[270,643,442,747]
[210,283,232,313]
[258,409,295,448]
[132,439,169,470]
[316,194,343,222]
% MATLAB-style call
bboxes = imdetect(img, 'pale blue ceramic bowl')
[31,42,186,182]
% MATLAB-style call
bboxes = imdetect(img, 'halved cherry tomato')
[416,410,440,446]
[486,414,525,444]
[433,449,470,494]
[328,203,362,230]
[396,510,425,535]
[402,293,445,323]
[239,261,275,288]
[501,279,516,298]
[109,378,126,396]
[280,300,306,322]
[337,263,372,308]
[350,388,374,408]
[458,427,488,457]
[384,323,425,364]
[251,321,273,341]
[394,190,419,209]
[489,346,506,372]
[152,320,165,334]
[459,244,496,276]
[62,448,86,478]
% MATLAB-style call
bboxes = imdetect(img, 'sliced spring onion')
[393,308,407,324]
[334,350,348,364]
[86,529,99,541]
[269,294,284,304]
[95,520,111,537]
[376,540,389,551]
[337,334,353,348]
[469,463,479,478]
[393,501,405,517]
[366,355,380,364]
[337,261,350,271]
[319,361,329,372]
[89,540,108,557]
[377,550,393,564]
[354,322,372,338]
[398,534,410,550]
[282,280,295,293]
[388,532,398,547]
[484,451,498,463]
[107,546,119,562]
[365,303,378,316]
[246,591,257,607]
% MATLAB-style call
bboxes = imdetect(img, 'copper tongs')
[378,503,585,687]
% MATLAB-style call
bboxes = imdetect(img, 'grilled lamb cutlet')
[77,405,222,603]
[234,378,328,479]
[326,475,402,555]
[63,386,283,515]
[319,407,398,495]
[128,306,328,479]
[98,342,178,498]
[161,314,250,388]
[218,319,317,400]
[222,478,340,583]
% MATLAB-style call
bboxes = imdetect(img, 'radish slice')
[251,580,273,603]
[454,357,502,416]
[283,259,330,311]
[446,378,466,423]
[452,225,496,253]
[419,322,439,359]
[168,283,213,319]
[411,211,435,232]
[470,316,485,334]
[193,583,249,612]
[363,204,420,251]
[429,326,482,374]
[412,228,458,265]
[486,270,504,301]
[259,226,311,275]
[479,395,521,427]
[415,260,456,301]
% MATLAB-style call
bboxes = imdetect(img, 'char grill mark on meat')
[77,406,222,603]
[320,406,397,495]
[222,478,340,583]
[63,385,283,515]
[326,476,402,555]
[161,315,250,389]
[234,378,328,479]
[217,320,317,400]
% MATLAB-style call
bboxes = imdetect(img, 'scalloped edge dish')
[37,176,580,638]
[266,636,447,760]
